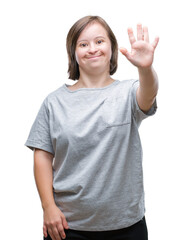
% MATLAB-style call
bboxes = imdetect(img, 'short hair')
[66,16,118,80]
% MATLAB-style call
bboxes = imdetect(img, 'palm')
[120,24,159,69]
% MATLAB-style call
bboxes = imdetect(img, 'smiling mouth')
[86,55,102,59]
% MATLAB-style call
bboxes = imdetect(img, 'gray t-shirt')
[25,79,157,231]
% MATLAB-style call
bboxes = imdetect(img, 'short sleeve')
[131,80,157,127]
[24,98,55,155]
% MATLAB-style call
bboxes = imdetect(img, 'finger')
[58,216,67,239]
[143,26,149,42]
[119,47,131,60]
[43,225,48,238]
[127,27,136,45]
[48,228,57,240]
[152,36,159,49]
[57,224,66,239]
[61,214,69,229]
[137,23,143,41]
[50,227,62,240]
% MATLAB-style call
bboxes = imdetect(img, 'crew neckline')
[63,80,120,93]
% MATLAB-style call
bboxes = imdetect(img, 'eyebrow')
[77,36,106,43]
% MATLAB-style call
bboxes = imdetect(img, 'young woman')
[25,15,159,240]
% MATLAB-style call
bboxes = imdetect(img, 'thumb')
[119,47,131,60]
[152,36,159,50]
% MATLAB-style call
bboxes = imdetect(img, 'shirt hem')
[66,213,145,231]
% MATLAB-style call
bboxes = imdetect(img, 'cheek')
[109,48,112,59]
[103,43,112,60]
[105,46,112,60]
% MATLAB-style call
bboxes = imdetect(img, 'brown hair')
[66,15,118,80]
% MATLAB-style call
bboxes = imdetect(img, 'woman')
[25,15,159,240]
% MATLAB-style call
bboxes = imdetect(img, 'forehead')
[77,22,109,41]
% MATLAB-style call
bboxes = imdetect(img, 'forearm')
[34,149,55,210]
[138,66,159,101]
[137,66,159,111]
[34,149,69,239]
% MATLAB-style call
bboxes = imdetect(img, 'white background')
[0,0,183,239]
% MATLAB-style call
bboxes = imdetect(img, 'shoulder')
[117,79,139,88]
[43,84,66,105]
[109,79,139,97]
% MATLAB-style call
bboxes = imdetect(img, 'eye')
[79,43,88,47]
[97,39,104,44]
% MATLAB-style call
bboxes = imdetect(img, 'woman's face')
[75,22,112,75]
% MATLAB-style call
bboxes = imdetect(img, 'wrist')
[42,200,56,211]
[138,65,153,73]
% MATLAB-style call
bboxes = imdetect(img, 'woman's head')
[66,16,118,80]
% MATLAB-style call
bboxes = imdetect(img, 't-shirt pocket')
[101,96,131,127]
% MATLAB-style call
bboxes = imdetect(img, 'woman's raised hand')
[119,24,159,69]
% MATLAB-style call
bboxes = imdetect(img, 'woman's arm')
[137,66,158,112]
[120,24,159,112]
[34,149,69,240]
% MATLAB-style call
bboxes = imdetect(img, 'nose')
[88,43,98,54]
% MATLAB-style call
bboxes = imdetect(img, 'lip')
[86,55,102,59]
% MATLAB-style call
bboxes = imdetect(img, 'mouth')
[86,54,102,59]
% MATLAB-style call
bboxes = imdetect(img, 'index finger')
[57,223,66,239]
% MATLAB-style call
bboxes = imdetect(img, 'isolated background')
[0,0,182,239]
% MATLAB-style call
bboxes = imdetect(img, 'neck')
[77,69,114,89]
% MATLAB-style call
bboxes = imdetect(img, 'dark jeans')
[44,216,148,240]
